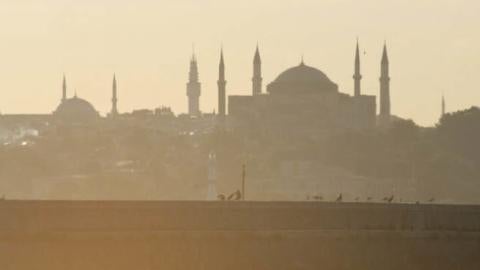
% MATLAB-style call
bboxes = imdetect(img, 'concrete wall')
[1,200,479,270]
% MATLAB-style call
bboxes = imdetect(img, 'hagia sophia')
[0,40,393,138]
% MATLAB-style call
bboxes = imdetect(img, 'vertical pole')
[242,164,246,201]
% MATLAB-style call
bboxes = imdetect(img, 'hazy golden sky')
[0,0,478,125]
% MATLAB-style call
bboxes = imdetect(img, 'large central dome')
[54,96,99,123]
[267,62,338,94]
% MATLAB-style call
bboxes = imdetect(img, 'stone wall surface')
[0,200,479,270]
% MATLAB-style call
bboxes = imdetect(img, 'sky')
[0,0,478,126]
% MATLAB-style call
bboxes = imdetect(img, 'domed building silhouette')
[228,44,378,140]
[267,61,338,94]
[54,95,99,123]
[53,76,99,123]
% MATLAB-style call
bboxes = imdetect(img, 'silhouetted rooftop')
[267,62,338,94]
[54,96,99,122]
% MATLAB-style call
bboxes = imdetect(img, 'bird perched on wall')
[335,193,343,202]
[217,194,226,201]
[227,190,242,201]
[383,195,394,203]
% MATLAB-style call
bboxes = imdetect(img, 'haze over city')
[0,0,479,126]
[2,1,480,269]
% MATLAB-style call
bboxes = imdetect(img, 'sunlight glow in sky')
[0,0,479,126]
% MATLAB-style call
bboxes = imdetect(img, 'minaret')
[217,49,226,117]
[252,45,262,96]
[441,94,446,117]
[186,52,201,116]
[379,42,391,120]
[111,74,118,116]
[353,39,362,97]
[62,74,67,102]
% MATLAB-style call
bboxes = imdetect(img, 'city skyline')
[2,2,480,269]
[0,0,479,126]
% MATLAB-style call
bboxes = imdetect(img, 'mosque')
[53,75,100,123]
[0,41,397,202]
[224,42,391,139]
[0,41,392,137]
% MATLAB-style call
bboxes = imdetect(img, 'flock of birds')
[307,193,436,204]
[214,191,436,204]
[0,193,436,203]
[217,190,242,201]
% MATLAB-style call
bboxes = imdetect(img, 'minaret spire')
[252,44,262,96]
[217,48,227,119]
[62,74,67,102]
[187,48,201,116]
[219,48,225,80]
[441,94,446,117]
[382,41,389,64]
[111,74,118,117]
[353,38,362,97]
[379,42,391,123]
[189,50,198,82]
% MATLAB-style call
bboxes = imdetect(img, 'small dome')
[54,96,99,122]
[267,62,338,94]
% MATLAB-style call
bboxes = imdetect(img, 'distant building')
[52,75,100,124]
[0,42,392,138]
[229,43,377,140]
[441,94,446,118]
[54,95,100,123]
[217,49,227,125]
[252,45,262,96]
[110,74,118,117]
[378,42,391,127]
[186,52,201,117]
